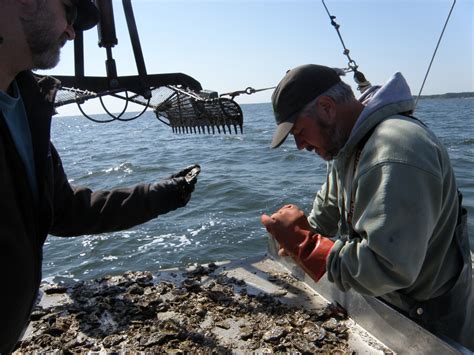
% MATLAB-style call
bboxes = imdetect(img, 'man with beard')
[261,64,473,351]
[0,1,200,352]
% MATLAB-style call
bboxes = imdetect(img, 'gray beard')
[316,116,348,161]
[328,126,348,159]
[20,8,64,70]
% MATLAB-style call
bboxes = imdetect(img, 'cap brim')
[270,121,294,149]
[74,0,100,31]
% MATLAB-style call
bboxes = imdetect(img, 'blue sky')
[41,0,473,116]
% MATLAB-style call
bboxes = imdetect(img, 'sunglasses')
[63,1,78,26]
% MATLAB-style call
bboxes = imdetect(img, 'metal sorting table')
[21,239,463,354]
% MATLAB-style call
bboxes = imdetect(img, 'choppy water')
[43,98,474,282]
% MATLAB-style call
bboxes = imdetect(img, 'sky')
[39,0,473,117]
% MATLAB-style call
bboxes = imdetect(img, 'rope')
[414,0,456,109]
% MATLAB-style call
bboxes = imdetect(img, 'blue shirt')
[0,81,39,203]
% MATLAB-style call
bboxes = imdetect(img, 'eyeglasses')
[63,1,78,26]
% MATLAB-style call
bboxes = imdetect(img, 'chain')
[321,0,358,73]
[321,0,372,92]
[220,86,276,100]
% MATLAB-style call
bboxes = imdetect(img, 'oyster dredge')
[0,0,472,354]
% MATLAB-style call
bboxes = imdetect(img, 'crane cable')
[415,0,456,109]
[222,1,372,99]
[225,1,456,101]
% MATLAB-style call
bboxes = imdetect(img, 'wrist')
[293,234,334,282]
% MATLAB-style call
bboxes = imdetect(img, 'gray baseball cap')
[270,64,341,148]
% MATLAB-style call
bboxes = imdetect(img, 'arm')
[49,144,194,236]
[261,204,334,282]
[308,166,340,237]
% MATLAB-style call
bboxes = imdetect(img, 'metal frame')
[60,0,202,97]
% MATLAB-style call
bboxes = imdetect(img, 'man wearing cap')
[261,64,473,350]
[0,1,199,352]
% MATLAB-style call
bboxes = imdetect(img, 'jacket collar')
[15,71,62,105]
[14,71,62,197]
[336,72,415,162]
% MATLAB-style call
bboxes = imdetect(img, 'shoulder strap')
[347,129,373,227]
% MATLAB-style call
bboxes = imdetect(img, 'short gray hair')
[299,81,355,117]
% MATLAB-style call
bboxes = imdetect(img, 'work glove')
[261,204,334,282]
[149,164,200,215]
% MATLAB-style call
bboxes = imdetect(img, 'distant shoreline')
[417,92,474,99]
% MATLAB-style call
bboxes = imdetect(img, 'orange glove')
[261,204,334,282]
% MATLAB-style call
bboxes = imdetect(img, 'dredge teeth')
[170,123,244,135]
[154,86,244,136]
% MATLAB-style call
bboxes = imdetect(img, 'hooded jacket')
[307,73,473,349]
[0,72,178,353]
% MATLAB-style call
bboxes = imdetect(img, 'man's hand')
[261,204,312,254]
[261,204,334,282]
[169,164,201,182]
[149,165,200,215]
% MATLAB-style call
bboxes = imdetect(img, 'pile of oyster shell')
[16,263,349,353]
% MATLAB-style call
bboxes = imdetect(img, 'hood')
[319,72,415,208]
[337,72,415,160]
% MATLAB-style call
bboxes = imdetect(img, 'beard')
[20,5,66,70]
[326,125,348,160]
[316,116,349,161]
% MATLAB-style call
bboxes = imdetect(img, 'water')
[43,98,474,282]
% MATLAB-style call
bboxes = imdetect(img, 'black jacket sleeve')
[48,145,166,237]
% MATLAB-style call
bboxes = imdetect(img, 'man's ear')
[317,96,337,120]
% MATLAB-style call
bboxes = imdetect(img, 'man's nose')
[294,135,306,150]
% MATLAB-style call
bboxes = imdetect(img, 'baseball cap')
[270,64,341,148]
[71,0,100,32]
